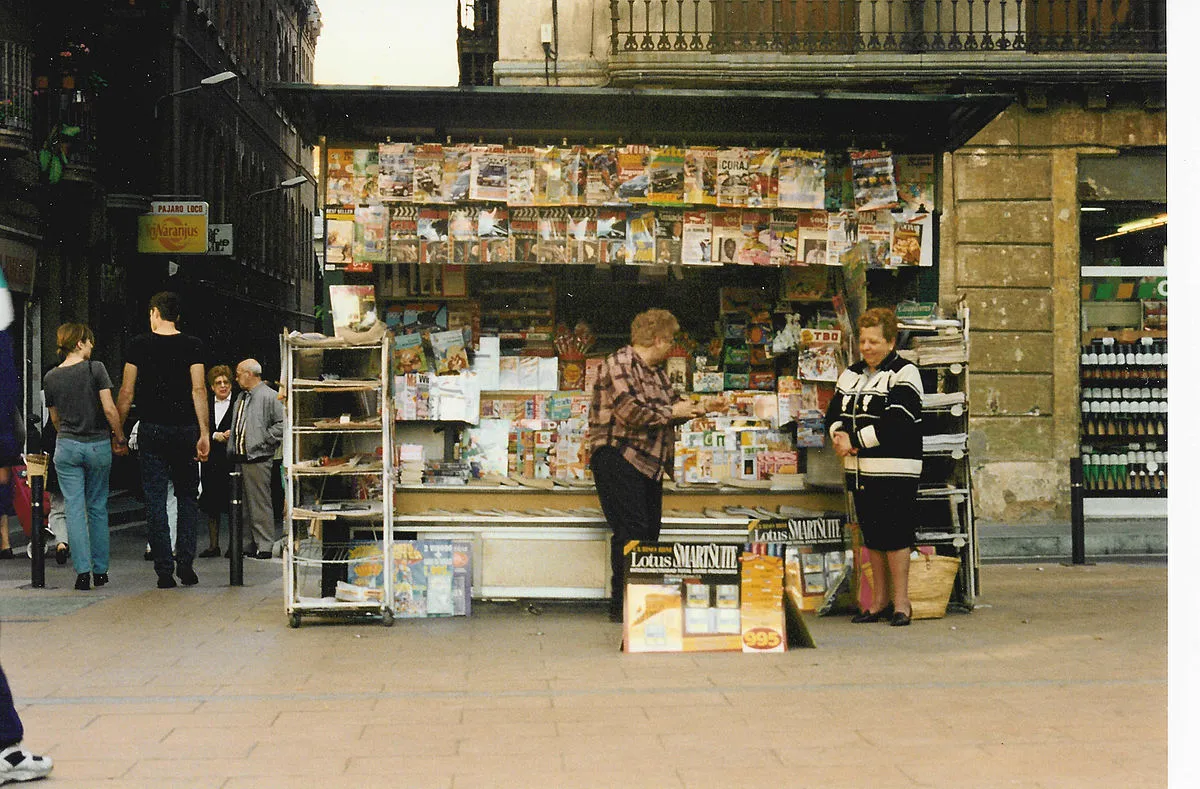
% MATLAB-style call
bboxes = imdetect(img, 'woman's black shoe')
[851,604,894,624]
[890,610,912,627]
[74,573,90,591]
[0,549,13,560]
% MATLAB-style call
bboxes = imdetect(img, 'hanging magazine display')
[377,142,413,202]
[850,149,899,211]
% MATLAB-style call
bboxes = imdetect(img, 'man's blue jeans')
[139,423,200,577]
[53,437,112,576]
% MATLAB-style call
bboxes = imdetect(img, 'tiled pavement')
[0,524,1168,788]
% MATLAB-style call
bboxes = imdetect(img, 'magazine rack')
[281,330,395,627]
[905,306,977,608]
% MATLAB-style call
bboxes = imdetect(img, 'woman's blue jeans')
[54,437,112,576]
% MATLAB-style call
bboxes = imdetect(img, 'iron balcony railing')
[610,0,1166,54]
[0,40,33,136]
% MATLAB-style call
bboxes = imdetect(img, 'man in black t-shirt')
[117,292,210,589]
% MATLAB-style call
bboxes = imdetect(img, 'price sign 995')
[742,627,782,651]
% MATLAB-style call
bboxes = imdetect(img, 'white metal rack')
[281,332,395,627]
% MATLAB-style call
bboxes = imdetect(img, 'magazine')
[824,150,853,212]
[441,144,472,203]
[510,207,539,264]
[329,285,378,332]
[850,149,899,211]
[654,209,683,265]
[534,146,564,206]
[537,207,569,264]
[567,207,599,265]
[857,210,894,269]
[506,146,536,207]
[324,148,358,209]
[797,210,830,265]
[478,206,511,263]
[377,142,413,202]
[394,331,429,374]
[895,153,936,212]
[747,148,780,209]
[891,211,932,267]
[716,148,751,207]
[413,143,444,203]
[769,210,800,266]
[387,205,419,264]
[782,265,832,301]
[684,147,719,205]
[736,210,771,266]
[586,146,619,205]
[796,328,843,382]
[469,145,509,203]
[626,207,656,264]
[324,212,354,265]
[561,146,588,206]
[615,145,650,204]
[778,149,826,209]
[647,146,685,206]
[353,205,388,263]
[417,206,449,265]
[826,210,852,267]
[712,210,743,265]
[597,208,626,265]
[681,210,715,266]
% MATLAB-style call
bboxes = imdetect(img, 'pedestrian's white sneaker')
[0,744,52,783]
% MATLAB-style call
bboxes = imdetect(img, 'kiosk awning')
[272,85,1013,152]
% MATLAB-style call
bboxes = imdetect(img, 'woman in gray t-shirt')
[41,324,128,591]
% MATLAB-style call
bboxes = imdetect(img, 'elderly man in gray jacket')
[231,359,285,558]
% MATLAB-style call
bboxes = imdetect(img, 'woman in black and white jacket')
[826,307,924,626]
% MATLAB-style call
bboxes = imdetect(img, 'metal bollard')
[29,472,45,589]
[1069,456,1086,565]
[229,466,243,586]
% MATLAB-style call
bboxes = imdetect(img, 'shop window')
[712,0,859,52]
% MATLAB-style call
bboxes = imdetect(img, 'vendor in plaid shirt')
[589,309,725,622]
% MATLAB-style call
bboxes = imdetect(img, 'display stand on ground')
[281,330,395,627]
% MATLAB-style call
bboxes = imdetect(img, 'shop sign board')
[208,223,233,256]
[622,541,785,654]
[138,201,209,254]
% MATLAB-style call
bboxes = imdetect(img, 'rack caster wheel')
[527,603,542,616]
[288,613,301,628]
[381,609,395,627]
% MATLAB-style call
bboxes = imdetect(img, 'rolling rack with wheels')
[281,330,395,627]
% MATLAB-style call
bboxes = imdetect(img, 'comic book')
[567,207,599,265]
[561,146,588,206]
[387,205,419,264]
[537,207,569,264]
[510,207,539,264]
[777,149,826,209]
[586,146,619,205]
[684,147,719,206]
[797,210,830,266]
[597,208,626,265]
[747,148,780,209]
[417,206,449,265]
[716,148,751,207]
[377,142,414,202]
[506,145,536,207]
[655,209,683,266]
[781,265,832,301]
[394,331,429,374]
[647,146,685,206]
[796,328,843,382]
[329,285,377,332]
[478,206,511,264]
[626,207,656,265]
[353,204,388,263]
[681,210,716,266]
[469,144,509,203]
[712,210,743,265]
[534,146,564,206]
[895,153,936,212]
[850,149,899,211]
[324,211,355,265]
[430,328,470,374]
[615,145,651,204]
[413,143,444,203]
[441,144,473,203]
[736,210,771,266]
[769,210,800,266]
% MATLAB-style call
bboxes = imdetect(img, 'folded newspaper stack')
[398,443,424,486]
[923,433,968,453]
[908,333,967,365]
[921,391,966,409]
